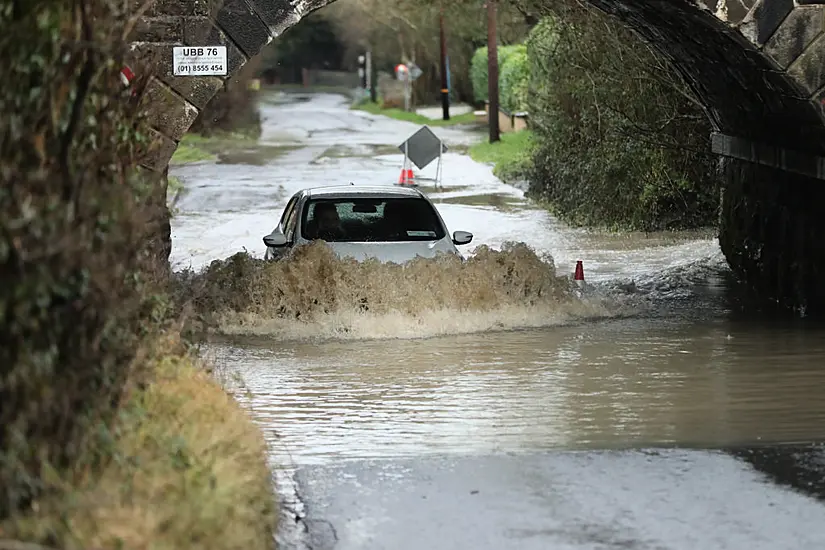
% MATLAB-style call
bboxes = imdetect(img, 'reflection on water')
[208,287,825,466]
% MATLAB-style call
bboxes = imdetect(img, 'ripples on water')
[186,246,825,465]
[212,316,825,465]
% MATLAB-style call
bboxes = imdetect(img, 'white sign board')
[408,63,422,81]
[395,64,409,81]
[173,46,228,76]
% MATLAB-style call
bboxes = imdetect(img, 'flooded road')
[213,315,825,463]
[170,91,825,549]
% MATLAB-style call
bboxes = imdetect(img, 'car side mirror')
[263,229,288,248]
[452,231,473,245]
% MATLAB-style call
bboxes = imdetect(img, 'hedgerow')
[1,5,275,547]
[470,44,525,105]
[499,45,529,113]
[0,0,166,516]
[523,3,720,230]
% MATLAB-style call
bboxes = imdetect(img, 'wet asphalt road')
[292,447,825,550]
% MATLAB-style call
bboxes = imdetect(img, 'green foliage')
[353,101,479,126]
[499,45,529,113]
[524,5,720,231]
[0,0,164,517]
[469,131,535,183]
[471,46,490,103]
[471,44,530,110]
[324,0,532,105]
[171,139,217,164]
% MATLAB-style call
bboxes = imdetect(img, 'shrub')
[470,44,526,105]
[2,335,277,550]
[0,0,164,517]
[499,45,529,113]
[471,46,490,103]
[524,5,720,231]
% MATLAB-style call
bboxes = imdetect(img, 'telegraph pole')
[487,0,500,143]
[439,4,450,120]
[366,49,376,103]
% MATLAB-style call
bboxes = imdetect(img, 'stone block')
[215,0,272,58]
[739,0,794,45]
[245,0,299,36]
[139,77,200,142]
[764,6,825,68]
[810,84,825,118]
[127,42,169,79]
[717,0,759,26]
[161,75,225,110]
[131,16,184,43]
[138,127,177,173]
[297,0,336,13]
[711,132,825,178]
[788,33,825,94]
[183,16,247,75]
[137,0,210,18]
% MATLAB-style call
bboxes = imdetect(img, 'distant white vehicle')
[262,185,473,263]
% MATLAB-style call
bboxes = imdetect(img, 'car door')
[268,195,299,261]
[282,195,301,244]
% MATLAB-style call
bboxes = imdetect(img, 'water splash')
[175,241,626,341]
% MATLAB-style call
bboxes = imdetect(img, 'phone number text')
[176,64,225,73]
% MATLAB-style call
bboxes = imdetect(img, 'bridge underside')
[134,0,825,312]
[585,0,825,312]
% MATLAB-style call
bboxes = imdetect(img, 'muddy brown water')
[173,91,825,470]
[203,274,825,466]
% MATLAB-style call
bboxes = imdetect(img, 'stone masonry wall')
[129,0,333,172]
[720,157,825,313]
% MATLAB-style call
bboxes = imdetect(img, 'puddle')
[217,145,301,165]
[431,193,529,211]
[416,185,474,195]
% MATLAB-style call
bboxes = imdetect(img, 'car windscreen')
[300,197,447,242]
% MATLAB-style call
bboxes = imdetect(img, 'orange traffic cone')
[574,260,585,289]
[397,168,415,185]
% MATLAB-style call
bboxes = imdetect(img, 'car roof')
[303,185,425,199]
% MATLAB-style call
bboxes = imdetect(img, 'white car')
[262,185,473,263]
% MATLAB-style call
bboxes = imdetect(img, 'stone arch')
[588,1,825,171]
[128,0,331,171]
[130,0,825,173]
[131,0,825,310]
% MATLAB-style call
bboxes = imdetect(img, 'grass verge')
[168,175,184,197]
[352,101,479,127]
[468,130,535,184]
[1,333,276,550]
[170,135,217,164]
[170,128,263,165]
[168,176,186,217]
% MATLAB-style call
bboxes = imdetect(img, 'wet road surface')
[295,450,825,550]
[170,90,825,549]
